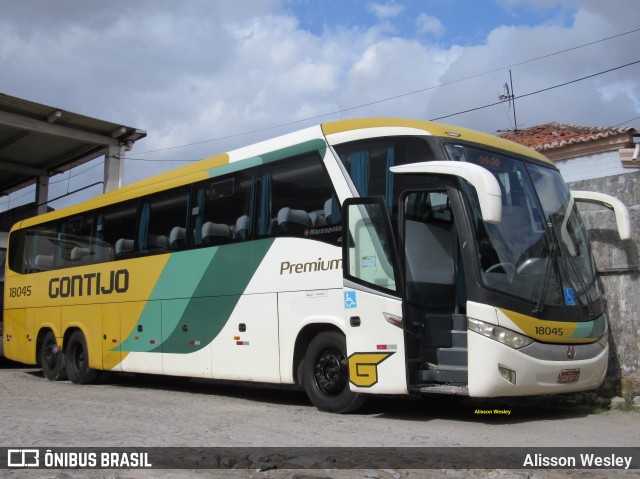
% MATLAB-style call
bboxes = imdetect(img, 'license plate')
[558,368,580,383]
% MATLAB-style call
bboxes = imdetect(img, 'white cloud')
[1,0,639,211]
[426,1,640,132]
[340,38,461,119]
[416,13,445,38]
[366,2,405,20]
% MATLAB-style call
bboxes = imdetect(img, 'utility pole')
[499,69,518,132]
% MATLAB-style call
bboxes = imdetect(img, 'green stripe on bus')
[259,139,327,164]
[118,238,275,354]
[207,157,263,178]
[568,314,606,340]
[207,139,327,178]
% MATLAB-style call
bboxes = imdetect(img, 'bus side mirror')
[391,161,502,224]
[571,191,631,240]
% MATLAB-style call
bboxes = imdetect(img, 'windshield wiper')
[557,235,597,317]
[533,215,597,316]
[532,219,557,314]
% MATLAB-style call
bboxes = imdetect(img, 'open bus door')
[341,197,406,398]
[341,187,471,399]
[341,162,503,398]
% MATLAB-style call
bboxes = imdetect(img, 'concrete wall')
[568,171,639,398]
[556,150,634,182]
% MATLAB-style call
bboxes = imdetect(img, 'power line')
[48,160,104,186]
[613,115,640,128]
[128,59,640,161]
[6,29,638,211]
[129,27,640,159]
[0,185,36,210]
[430,60,640,121]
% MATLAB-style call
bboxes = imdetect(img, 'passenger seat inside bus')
[276,207,310,233]
[142,234,169,254]
[169,227,186,250]
[202,222,233,244]
[34,254,54,271]
[309,209,327,227]
[70,247,92,263]
[115,238,134,259]
[234,215,250,240]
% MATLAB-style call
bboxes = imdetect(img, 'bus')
[3,118,630,413]
[0,231,7,356]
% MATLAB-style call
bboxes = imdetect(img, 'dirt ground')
[1,360,638,479]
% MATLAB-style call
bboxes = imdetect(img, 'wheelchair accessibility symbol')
[344,291,357,309]
[564,287,575,306]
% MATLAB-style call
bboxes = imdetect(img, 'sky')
[1,0,639,211]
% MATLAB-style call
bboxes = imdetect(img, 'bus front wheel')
[65,330,99,384]
[302,331,365,413]
[40,331,67,381]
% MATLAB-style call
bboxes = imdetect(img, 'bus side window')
[193,171,255,247]
[58,213,102,267]
[15,223,59,273]
[138,187,190,255]
[257,153,340,244]
[334,137,435,217]
[99,200,138,261]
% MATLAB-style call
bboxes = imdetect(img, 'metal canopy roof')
[0,92,146,196]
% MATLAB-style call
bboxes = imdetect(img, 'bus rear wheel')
[302,331,365,413]
[40,331,67,381]
[65,330,99,384]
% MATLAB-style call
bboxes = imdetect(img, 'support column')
[36,174,50,215]
[103,144,125,193]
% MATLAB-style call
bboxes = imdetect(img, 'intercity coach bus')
[3,118,630,413]
[0,231,7,356]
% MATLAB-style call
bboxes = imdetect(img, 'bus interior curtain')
[258,172,272,235]
[350,150,370,196]
[247,175,256,236]
[328,193,341,225]
[56,222,67,268]
[138,202,150,252]
[386,147,395,214]
[194,187,206,246]
[95,213,105,261]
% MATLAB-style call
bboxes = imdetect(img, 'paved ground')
[0,359,638,478]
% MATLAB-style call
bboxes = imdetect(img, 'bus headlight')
[468,317,534,349]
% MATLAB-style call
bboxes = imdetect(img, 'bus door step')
[417,384,469,396]
[418,364,468,384]
[436,346,467,366]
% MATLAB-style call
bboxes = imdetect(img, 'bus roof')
[322,118,552,165]
[12,118,552,231]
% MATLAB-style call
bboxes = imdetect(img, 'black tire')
[65,330,99,384]
[302,331,365,413]
[40,331,67,381]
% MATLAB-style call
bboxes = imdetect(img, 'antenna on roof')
[498,69,519,133]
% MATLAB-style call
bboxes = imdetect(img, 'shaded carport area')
[0,92,146,222]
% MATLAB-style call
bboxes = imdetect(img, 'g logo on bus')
[347,352,394,388]
[567,346,576,360]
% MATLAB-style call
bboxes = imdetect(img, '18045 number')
[9,286,32,297]
[535,326,564,336]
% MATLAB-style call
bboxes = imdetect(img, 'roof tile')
[498,122,634,151]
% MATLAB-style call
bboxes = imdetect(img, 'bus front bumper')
[467,331,608,397]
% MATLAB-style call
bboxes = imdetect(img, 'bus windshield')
[446,144,599,313]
